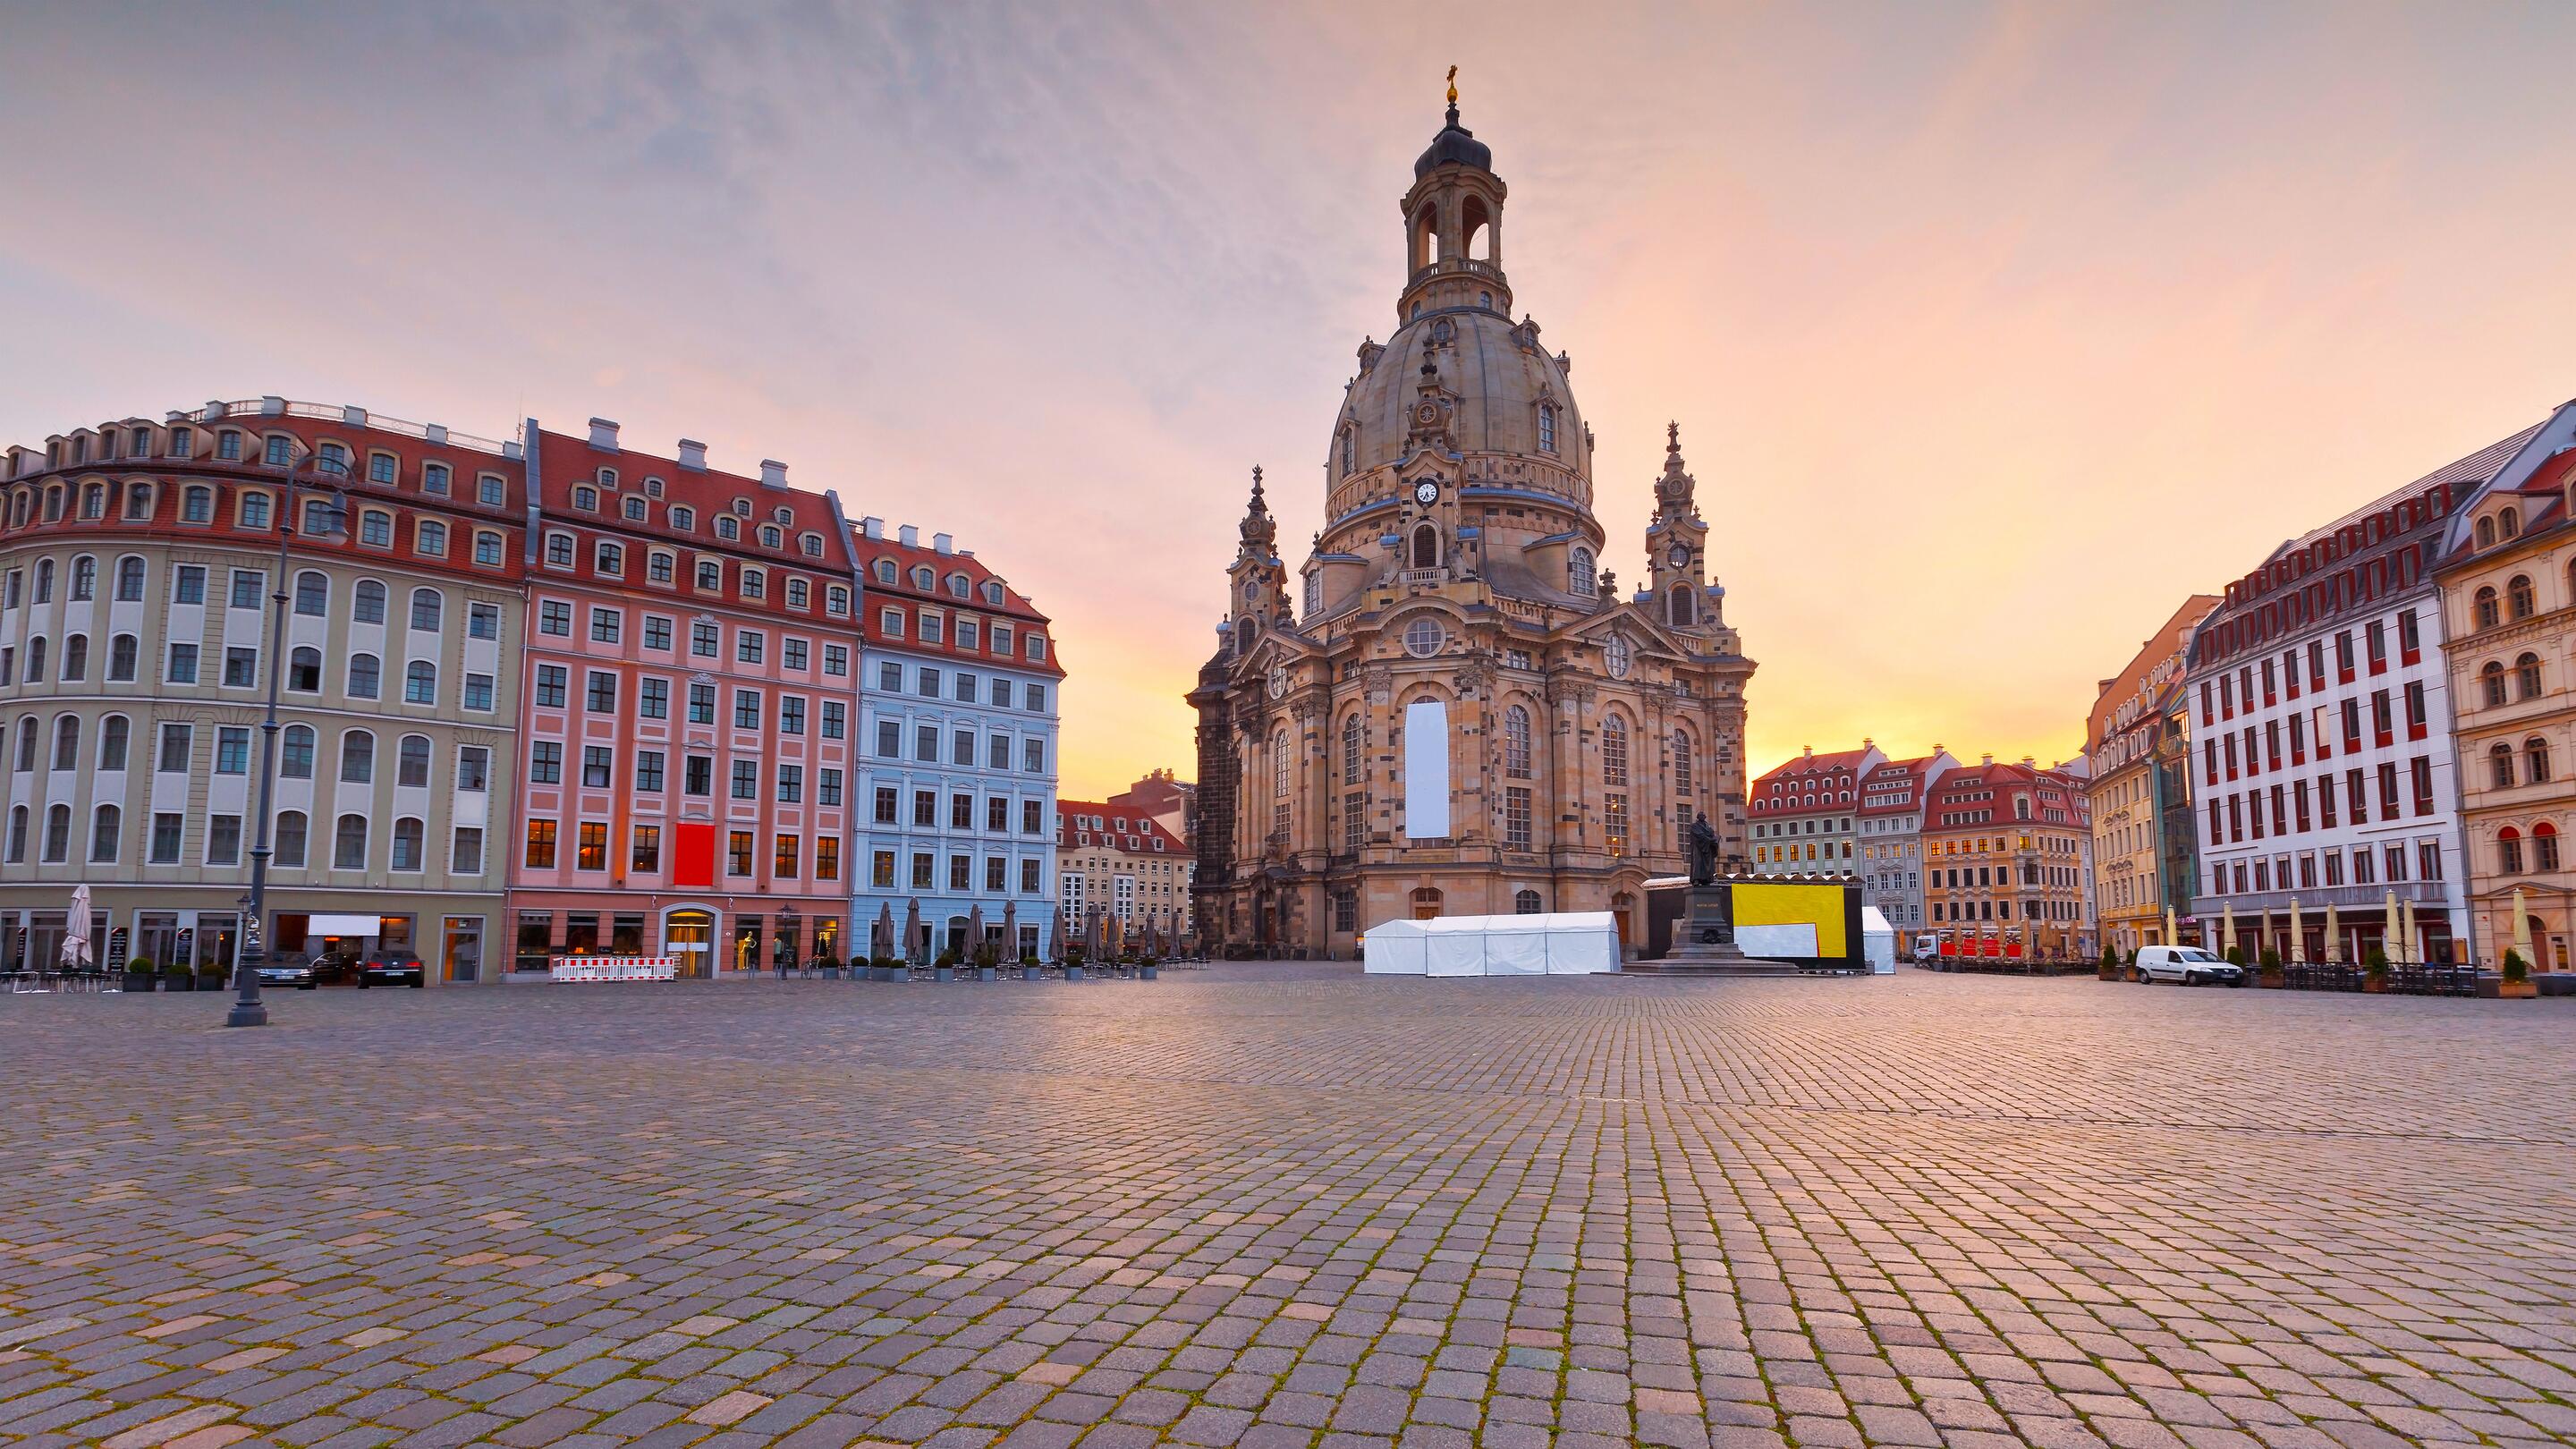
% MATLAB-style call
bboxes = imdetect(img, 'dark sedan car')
[358,948,426,988]
[255,953,322,990]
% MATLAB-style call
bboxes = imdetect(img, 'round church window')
[1402,617,1445,657]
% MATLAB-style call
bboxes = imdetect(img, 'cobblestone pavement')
[4,967,2574,1449]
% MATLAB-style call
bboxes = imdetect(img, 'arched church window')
[1342,714,1361,785]
[1503,706,1531,779]
[1411,525,1439,570]
[1273,731,1290,799]
[1569,547,1595,596]
[1233,618,1253,656]
[1514,889,1541,915]
[1538,403,1556,453]
[1602,715,1629,787]
[1303,573,1320,615]
[1668,585,1695,628]
[1674,729,1693,795]
[1339,426,1354,478]
[1402,617,1445,657]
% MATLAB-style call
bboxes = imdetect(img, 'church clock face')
[1604,633,1632,679]
[1412,478,1440,507]
[1266,664,1289,699]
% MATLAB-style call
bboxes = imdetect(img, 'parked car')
[256,953,321,990]
[358,948,426,988]
[2134,945,2243,987]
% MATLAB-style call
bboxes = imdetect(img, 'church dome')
[1413,105,1492,181]
[1333,308,1583,487]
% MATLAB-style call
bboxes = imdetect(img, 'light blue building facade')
[851,519,1060,961]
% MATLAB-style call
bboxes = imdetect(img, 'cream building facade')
[0,402,522,982]
[1190,98,1755,956]
[2085,596,2217,956]
[2436,440,2576,972]
[1056,801,1192,941]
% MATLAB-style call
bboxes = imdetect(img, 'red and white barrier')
[548,955,676,983]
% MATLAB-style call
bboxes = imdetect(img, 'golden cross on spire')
[1446,65,1458,106]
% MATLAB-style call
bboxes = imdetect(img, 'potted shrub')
[1063,944,1088,982]
[933,949,957,983]
[2257,947,2284,990]
[198,959,228,992]
[1020,952,1043,981]
[2224,944,2247,972]
[1140,953,1162,981]
[2495,948,2538,1000]
[161,959,194,993]
[816,951,842,980]
[971,941,999,982]
[123,956,158,994]
[2364,946,2390,994]
[2097,946,2120,982]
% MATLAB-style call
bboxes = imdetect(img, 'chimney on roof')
[933,532,954,555]
[859,516,884,540]
[1861,736,1873,749]
[2021,755,2036,767]
[588,418,619,451]
[759,459,788,490]
[1981,753,1994,767]
[898,524,919,547]
[1801,745,1813,758]
[259,395,286,416]
[677,438,708,470]
[203,400,227,419]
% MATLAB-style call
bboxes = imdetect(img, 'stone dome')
[1333,307,1583,485]
[1413,105,1492,181]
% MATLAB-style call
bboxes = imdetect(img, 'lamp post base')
[225,1000,268,1027]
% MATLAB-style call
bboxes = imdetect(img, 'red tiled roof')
[1855,755,1943,818]
[857,530,1063,679]
[1749,747,1877,818]
[1055,800,1182,853]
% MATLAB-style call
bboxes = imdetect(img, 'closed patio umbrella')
[873,902,894,961]
[903,898,924,964]
[2164,904,2177,948]
[1051,903,1071,962]
[967,903,986,962]
[1002,899,1018,958]
[2399,896,2418,966]
[2382,892,2401,963]
[2219,902,2234,958]
[2512,886,2533,967]
[2325,902,2341,962]
[2286,896,2302,963]
[62,883,92,971]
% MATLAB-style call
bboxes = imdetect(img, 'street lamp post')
[225,450,350,1029]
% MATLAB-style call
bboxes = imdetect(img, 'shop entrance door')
[666,911,713,979]
[444,917,483,983]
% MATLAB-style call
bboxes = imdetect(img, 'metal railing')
[182,400,516,457]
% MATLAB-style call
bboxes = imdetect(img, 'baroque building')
[1749,742,1886,877]
[1189,98,1755,956]
[2084,595,2216,956]
[0,399,524,981]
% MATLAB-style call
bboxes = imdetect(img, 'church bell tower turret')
[1397,71,1513,324]
[1645,422,1715,631]
[1225,466,1290,656]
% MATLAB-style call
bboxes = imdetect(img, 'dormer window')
[572,485,598,512]
[947,572,970,598]
[759,524,783,548]
[670,505,695,531]
[368,452,398,485]
[597,467,618,489]
[800,533,823,557]
[772,505,792,524]
[421,462,450,496]
[732,497,752,516]
[644,477,664,498]
[216,430,243,462]
[981,581,1004,605]
[911,565,935,589]
[2502,505,2521,539]
[714,516,739,540]
[623,496,647,521]
[873,558,896,584]
[1538,402,1557,453]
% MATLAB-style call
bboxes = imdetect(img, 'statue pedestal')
[1637,885,1800,976]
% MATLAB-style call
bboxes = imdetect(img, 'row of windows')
[539,531,849,614]
[869,850,1046,893]
[2199,611,2420,724]
[870,718,1047,773]
[536,601,850,675]
[523,819,841,880]
[868,555,1015,606]
[2210,840,2445,894]
[529,743,843,805]
[3,630,498,710]
[532,670,844,737]
[870,660,1050,712]
[564,480,827,559]
[8,716,488,791]
[869,787,1049,835]
[2206,758,2441,844]
[4,801,479,875]
[4,476,513,559]
[2201,684,2432,784]
[875,606,1044,661]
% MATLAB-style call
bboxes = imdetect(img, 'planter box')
[1063,965,1086,981]
[2541,972,2576,997]
[2485,978,2538,998]
[122,971,157,994]
[977,965,997,982]
[933,966,954,982]
[163,975,194,992]
[1140,965,1160,980]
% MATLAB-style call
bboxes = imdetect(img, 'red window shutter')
[674,822,716,888]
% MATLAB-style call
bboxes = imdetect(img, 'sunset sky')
[7,2,2576,797]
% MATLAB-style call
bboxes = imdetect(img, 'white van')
[2133,945,2243,987]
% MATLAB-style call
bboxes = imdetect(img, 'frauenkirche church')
[1190,89,1757,956]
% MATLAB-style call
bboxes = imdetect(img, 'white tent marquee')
[1362,913,1622,977]
[1860,906,1896,975]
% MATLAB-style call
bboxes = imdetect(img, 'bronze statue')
[1687,811,1720,886]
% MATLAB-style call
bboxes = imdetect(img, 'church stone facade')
[1189,100,1756,957]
